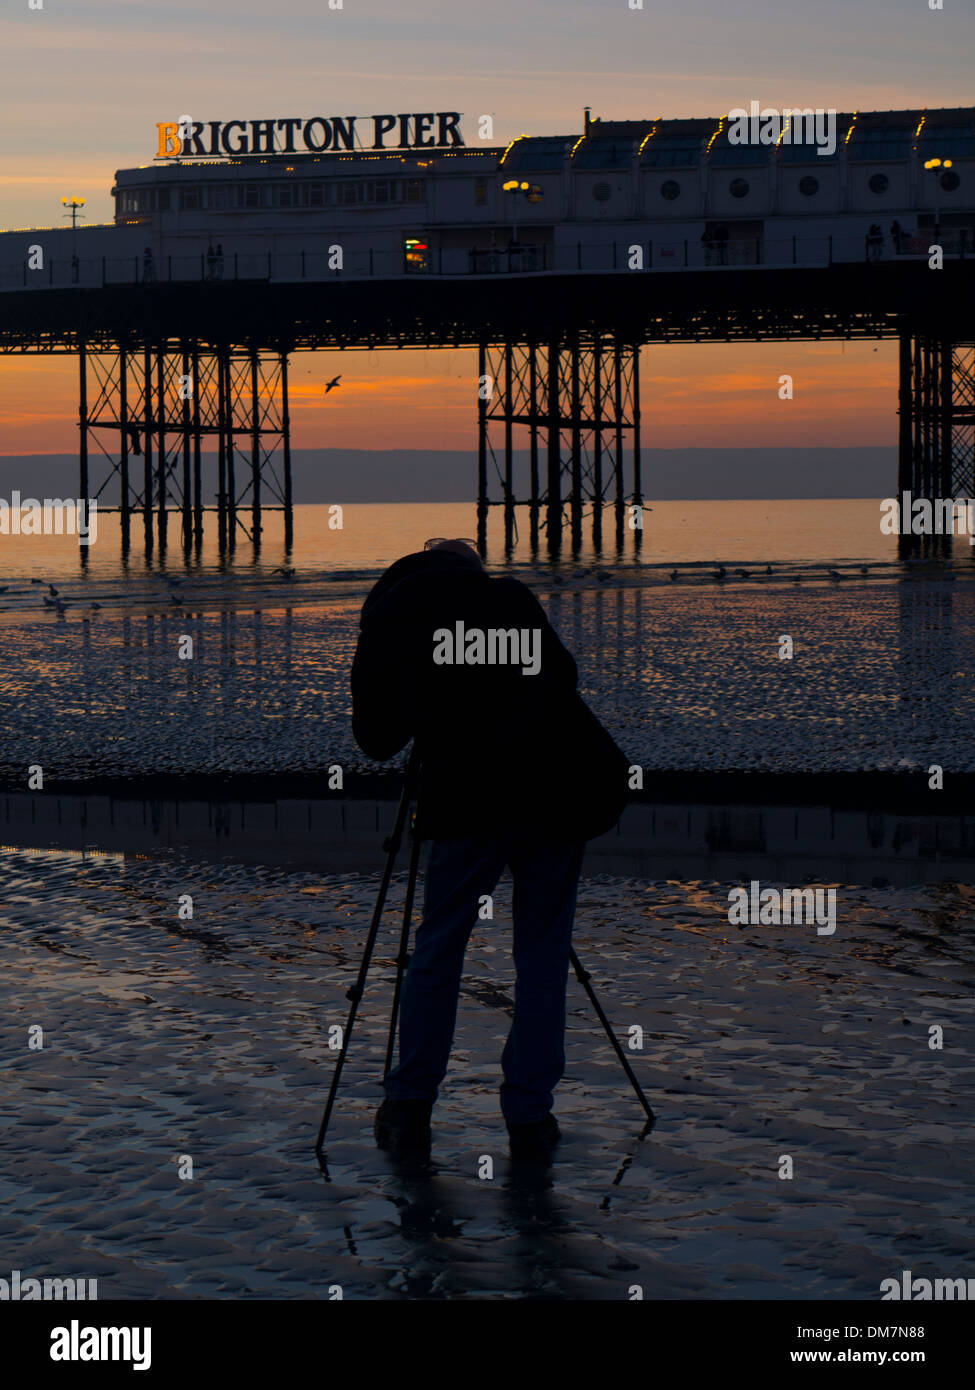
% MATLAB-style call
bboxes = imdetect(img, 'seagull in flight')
[324,375,342,394]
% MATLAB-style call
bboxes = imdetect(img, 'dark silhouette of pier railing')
[1,233,970,293]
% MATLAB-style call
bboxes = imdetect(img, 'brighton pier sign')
[156,113,466,159]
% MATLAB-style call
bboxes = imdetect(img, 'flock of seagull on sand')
[0,556,958,615]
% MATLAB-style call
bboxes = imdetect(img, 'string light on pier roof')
[499,135,528,165]
[705,116,725,156]
[636,123,660,157]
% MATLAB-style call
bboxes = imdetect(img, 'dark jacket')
[350,549,630,842]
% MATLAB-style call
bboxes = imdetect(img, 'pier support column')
[570,338,583,552]
[119,348,131,553]
[155,351,168,550]
[77,342,294,556]
[181,344,193,550]
[191,346,203,546]
[479,337,641,556]
[504,342,515,551]
[78,341,89,510]
[898,331,975,551]
[143,343,154,552]
[224,352,237,550]
[899,334,975,497]
[528,343,540,551]
[546,339,562,554]
[281,349,293,550]
[592,337,603,551]
[216,347,228,550]
[477,341,489,555]
[250,347,262,550]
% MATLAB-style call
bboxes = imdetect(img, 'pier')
[1,104,973,554]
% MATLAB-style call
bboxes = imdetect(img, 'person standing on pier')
[350,539,628,1162]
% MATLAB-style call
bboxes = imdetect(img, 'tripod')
[314,748,655,1156]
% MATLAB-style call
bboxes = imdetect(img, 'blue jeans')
[383,834,586,1125]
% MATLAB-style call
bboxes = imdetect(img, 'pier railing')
[0,232,968,292]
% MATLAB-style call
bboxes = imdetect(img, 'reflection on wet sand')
[2,848,972,1300]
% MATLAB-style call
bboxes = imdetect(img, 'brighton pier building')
[1,106,973,556]
[102,105,975,278]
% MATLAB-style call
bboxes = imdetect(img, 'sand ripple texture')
[2,847,973,1300]
[0,578,972,778]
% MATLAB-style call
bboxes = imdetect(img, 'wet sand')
[3,847,972,1300]
[0,576,973,790]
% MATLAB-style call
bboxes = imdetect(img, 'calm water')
[1,499,971,598]
[1,498,973,781]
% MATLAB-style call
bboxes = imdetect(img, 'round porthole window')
[660,179,680,201]
[940,170,960,192]
[798,175,819,196]
[868,173,889,194]
[729,177,749,199]
[593,182,612,202]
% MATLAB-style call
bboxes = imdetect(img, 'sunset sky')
[1,0,971,456]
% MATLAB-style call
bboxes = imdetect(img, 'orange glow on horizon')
[0,341,898,457]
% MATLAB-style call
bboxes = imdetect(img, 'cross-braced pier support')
[477,337,643,555]
[898,333,975,551]
[79,340,294,555]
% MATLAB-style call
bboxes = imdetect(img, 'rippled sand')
[2,847,972,1299]
[1,576,973,780]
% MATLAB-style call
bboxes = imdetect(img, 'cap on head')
[427,538,482,566]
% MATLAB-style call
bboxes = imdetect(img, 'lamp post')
[62,196,86,281]
[501,179,542,246]
[923,158,952,247]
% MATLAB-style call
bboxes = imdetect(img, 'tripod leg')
[383,815,423,1081]
[569,946,655,1130]
[314,748,419,1155]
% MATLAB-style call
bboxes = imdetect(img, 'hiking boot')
[506,1112,561,1163]
[374,1098,433,1156]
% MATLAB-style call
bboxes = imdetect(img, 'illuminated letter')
[157,122,182,158]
